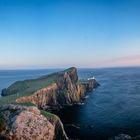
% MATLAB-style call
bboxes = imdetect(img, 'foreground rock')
[0,104,68,140]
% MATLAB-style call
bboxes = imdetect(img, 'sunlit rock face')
[0,105,55,140]
[0,68,99,140]
[15,67,99,108]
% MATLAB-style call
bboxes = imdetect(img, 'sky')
[0,0,140,69]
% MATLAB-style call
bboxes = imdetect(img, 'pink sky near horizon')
[76,54,140,68]
[1,54,140,69]
[89,55,140,68]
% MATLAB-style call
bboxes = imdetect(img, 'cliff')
[0,67,99,140]
[1,67,99,109]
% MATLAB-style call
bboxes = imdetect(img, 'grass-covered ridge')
[0,67,75,105]
[40,110,56,120]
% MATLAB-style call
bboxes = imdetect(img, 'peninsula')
[0,67,99,140]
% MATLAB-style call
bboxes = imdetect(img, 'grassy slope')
[40,110,56,120]
[0,67,81,135]
[0,68,75,105]
[0,68,76,133]
[0,72,63,121]
[0,72,61,105]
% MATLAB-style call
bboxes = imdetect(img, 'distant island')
[0,67,99,140]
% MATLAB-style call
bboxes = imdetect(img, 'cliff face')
[0,67,99,140]
[15,67,99,108]
[0,104,68,140]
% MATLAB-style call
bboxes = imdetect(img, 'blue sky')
[0,0,140,69]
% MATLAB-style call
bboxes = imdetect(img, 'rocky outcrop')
[0,67,99,140]
[1,89,7,96]
[15,67,99,108]
[48,114,68,140]
[0,104,68,140]
[109,134,140,140]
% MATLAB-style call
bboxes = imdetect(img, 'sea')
[0,67,140,140]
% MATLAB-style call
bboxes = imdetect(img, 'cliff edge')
[1,67,99,109]
[0,67,99,140]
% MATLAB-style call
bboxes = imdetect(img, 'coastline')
[0,67,99,140]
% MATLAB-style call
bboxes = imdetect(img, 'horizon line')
[0,65,140,71]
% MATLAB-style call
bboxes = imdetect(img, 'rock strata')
[0,67,99,140]
[0,104,69,140]
[15,67,99,108]
[0,105,55,140]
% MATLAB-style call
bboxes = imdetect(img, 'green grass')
[0,94,18,105]
[0,67,75,106]
[6,73,58,96]
[40,110,56,120]
[0,93,37,105]
[0,73,60,105]
[14,102,36,107]
[0,117,5,131]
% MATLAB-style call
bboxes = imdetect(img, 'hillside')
[0,67,99,108]
[0,67,99,140]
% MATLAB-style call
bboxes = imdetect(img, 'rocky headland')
[0,67,99,140]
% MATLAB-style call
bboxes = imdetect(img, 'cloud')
[102,54,140,67]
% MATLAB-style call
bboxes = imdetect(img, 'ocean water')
[0,67,140,140]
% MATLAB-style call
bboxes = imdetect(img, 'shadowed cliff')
[0,67,99,140]
[1,67,99,108]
